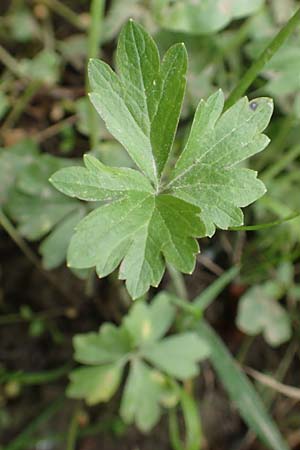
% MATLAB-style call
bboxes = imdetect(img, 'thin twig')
[244,366,300,401]
[33,114,77,143]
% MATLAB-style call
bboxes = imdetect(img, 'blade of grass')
[196,321,290,450]
[192,266,239,312]
[5,396,64,450]
[225,7,300,109]
[261,145,300,182]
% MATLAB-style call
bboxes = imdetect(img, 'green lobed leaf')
[167,90,273,236]
[236,284,292,347]
[56,158,204,297]
[51,20,273,297]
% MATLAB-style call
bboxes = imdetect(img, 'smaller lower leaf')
[67,364,123,405]
[120,359,164,432]
[143,332,209,380]
[236,284,292,347]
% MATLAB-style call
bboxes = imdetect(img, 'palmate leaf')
[236,283,292,347]
[51,155,204,299]
[68,294,208,432]
[51,20,273,299]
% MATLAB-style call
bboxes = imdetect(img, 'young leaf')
[51,20,273,298]
[236,284,292,347]
[68,293,208,431]
[167,90,273,236]
[143,332,209,380]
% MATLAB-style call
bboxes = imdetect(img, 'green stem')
[87,0,105,151]
[169,408,185,450]
[256,113,295,171]
[2,80,41,131]
[38,0,86,30]
[5,396,64,450]
[0,364,71,385]
[261,144,300,182]
[66,406,81,450]
[167,263,188,300]
[0,44,24,78]
[225,7,300,109]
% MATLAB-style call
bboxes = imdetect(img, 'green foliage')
[20,50,61,85]
[0,142,87,270]
[247,6,300,109]
[153,0,264,35]
[236,263,295,346]
[197,321,290,450]
[51,20,273,298]
[68,293,209,431]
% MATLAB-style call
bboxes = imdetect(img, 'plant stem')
[86,0,105,151]
[167,263,188,300]
[2,80,41,131]
[66,406,81,450]
[262,144,300,182]
[0,44,24,78]
[5,396,64,450]
[0,364,71,385]
[37,0,86,30]
[225,7,300,109]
